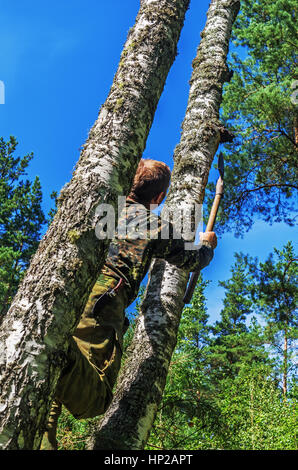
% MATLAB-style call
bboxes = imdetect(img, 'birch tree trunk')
[282,323,288,396]
[0,0,190,450]
[88,0,240,450]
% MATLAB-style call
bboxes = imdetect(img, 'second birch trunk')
[87,0,240,451]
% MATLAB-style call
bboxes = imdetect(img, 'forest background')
[0,0,297,450]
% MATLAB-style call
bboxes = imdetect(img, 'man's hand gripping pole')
[183,152,224,304]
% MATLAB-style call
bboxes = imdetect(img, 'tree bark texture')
[88,0,240,451]
[0,0,190,450]
[282,324,288,396]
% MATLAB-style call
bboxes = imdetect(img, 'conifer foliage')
[0,136,45,319]
[206,0,298,235]
[146,251,297,450]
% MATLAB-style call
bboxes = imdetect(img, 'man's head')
[128,159,171,207]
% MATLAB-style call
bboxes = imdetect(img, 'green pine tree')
[247,241,298,396]
[146,260,296,450]
[0,136,46,318]
[206,0,298,235]
[203,251,296,449]
[208,253,269,382]
[214,363,297,450]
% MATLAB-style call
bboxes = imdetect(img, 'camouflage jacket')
[101,198,214,305]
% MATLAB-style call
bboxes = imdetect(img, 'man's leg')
[39,336,115,450]
[39,275,127,449]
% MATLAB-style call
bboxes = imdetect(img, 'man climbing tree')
[41,158,217,450]
[0,0,192,450]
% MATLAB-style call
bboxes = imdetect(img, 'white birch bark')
[0,0,190,450]
[88,0,240,450]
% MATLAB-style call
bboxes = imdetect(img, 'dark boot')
[40,399,62,450]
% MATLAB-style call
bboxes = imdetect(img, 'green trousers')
[55,274,128,420]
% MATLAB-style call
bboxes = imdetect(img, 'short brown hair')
[129,159,171,204]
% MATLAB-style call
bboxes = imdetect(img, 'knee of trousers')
[55,337,121,420]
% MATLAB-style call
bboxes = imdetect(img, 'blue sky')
[0,0,296,324]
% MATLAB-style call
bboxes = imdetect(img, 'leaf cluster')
[146,243,297,450]
[0,136,46,316]
[206,0,298,236]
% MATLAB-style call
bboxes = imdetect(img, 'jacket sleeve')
[151,215,214,272]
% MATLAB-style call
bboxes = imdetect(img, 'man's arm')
[152,215,217,272]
